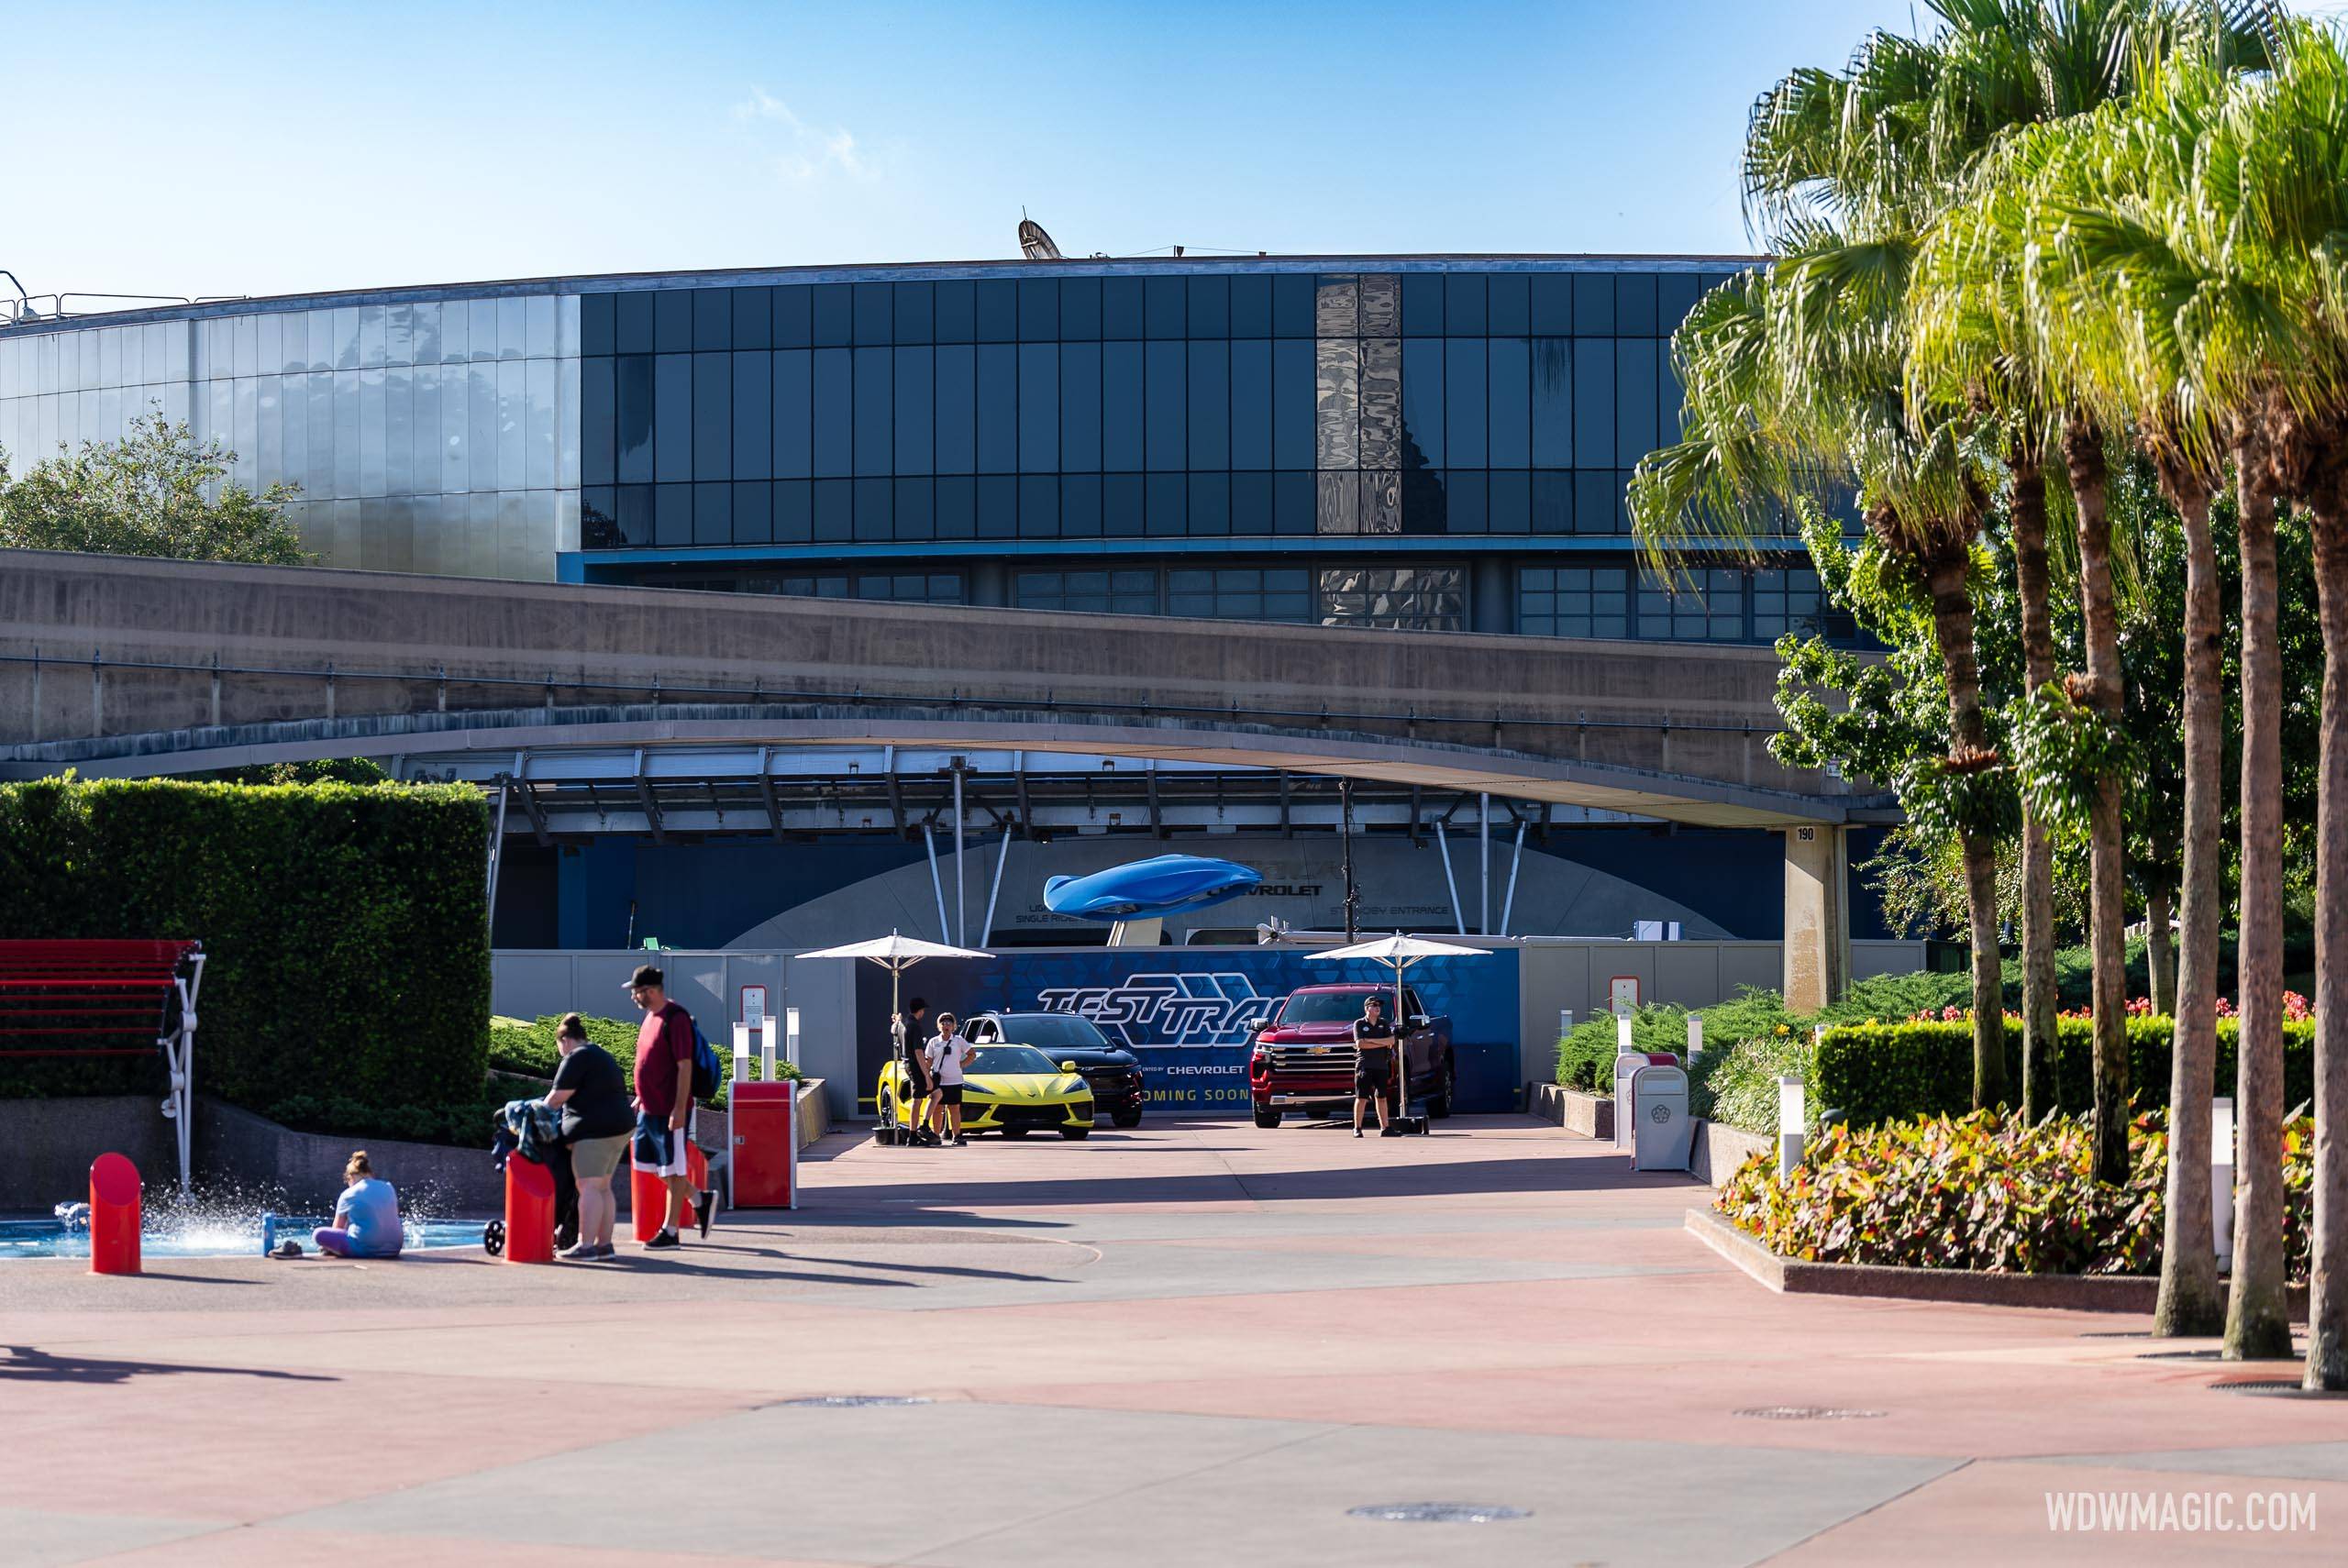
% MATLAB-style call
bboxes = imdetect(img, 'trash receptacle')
[730,1079,798,1209]
[1628,1063,1693,1172]
[1613,1051,1678,1150]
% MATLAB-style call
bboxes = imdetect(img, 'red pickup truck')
[1246,982,1455,1128]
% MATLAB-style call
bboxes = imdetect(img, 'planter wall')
[1528,1083,1614,1141]
[0,1097,181,1210]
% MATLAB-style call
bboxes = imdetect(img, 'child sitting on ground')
[314,1150,403,1258]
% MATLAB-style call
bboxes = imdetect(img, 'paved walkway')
[3,1116,2340,1565]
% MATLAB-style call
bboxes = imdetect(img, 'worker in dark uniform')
[1352,992,1399,1139]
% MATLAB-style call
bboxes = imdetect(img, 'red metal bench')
[0,940,205,1193]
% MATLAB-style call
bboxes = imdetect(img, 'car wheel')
[1253,1107,1282,1129]
[1002,1125,1032,1139]
[1058,1126,1091,1140]
[1423,1060,1456,1120]
[1110,1110,1143,1129]
[875,1088,897,1143]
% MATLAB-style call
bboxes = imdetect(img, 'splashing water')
[4,1184,490,1259]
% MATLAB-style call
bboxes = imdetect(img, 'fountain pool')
[1,1213,491,1259]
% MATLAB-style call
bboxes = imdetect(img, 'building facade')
[0,255,1842,647]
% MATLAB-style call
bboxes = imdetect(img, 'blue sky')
[4,2,2341,301]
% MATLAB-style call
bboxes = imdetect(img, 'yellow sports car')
[874,1043,1096,1140]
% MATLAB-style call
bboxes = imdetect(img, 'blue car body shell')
[1044,855,1263,920]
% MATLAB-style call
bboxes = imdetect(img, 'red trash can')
[630,1139,708,1242]
[730,1080,797,1209]
[89,1152,140,1276]
[504,1155,556,1264]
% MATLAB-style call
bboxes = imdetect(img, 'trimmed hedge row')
[0,778,491,1110]
[1815,1015,2317,1130]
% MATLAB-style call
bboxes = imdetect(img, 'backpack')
[688,1015,722,1101]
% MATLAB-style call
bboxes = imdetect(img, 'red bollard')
[629,1138,709,1242]
[89,1152,140,1276]
[504,1155,556,1264]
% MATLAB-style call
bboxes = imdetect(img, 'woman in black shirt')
[547,1013,633,1258]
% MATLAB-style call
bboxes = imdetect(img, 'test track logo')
[1032,973,1272,1050]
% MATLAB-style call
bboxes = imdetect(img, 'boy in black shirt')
[1352,992,1399,1139]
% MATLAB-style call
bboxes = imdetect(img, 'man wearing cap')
[626,965,709,1248]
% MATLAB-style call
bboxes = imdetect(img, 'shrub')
[484,1013,801,1101]
[0,777,490,1109]
[1718,1110,2316,1281]
[1694,1030,1813,1134]
[1814,1015,2317,1129]
[269,1092,513,1150]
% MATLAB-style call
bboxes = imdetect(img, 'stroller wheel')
[482,1219,506,1257]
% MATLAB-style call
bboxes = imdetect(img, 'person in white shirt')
[924,1012,970,1146]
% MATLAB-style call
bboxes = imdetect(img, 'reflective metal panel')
[1313,337,1357,470]
[1357,337,1400,469]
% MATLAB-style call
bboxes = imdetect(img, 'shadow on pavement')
[1,1343,337,1385]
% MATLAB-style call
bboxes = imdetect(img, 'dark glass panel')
[1445,469,1488,533]
[853,476,892,539]
[892,345,933,475]
[1102,341,1145,471]
[812,347,851,477]
[976,474,1016,536]
[975,280,1016,342]
[1018,342,1058,471]
[1532,337,1573,467]
[1059,342,1101,472]
[581,355,616,486]
[1103,472,1145,536]
[1401,468,1446,532]
[1533,470,1574,533]
[1615,337,1658,467]
[1260,273,1307,337]
[773,348,812,478]
[773,479,812,542]
[654,482,691,546]
[617,355,653,482]
[1230,339,1272,469]
[1615,272,1657,336]
[1490,469,1531,533]
[1401,337,1444,468]
[812,284,852,346]
[933,280,975,343]
[655,291,693,353]
[1145,340,1186,469]
[1272,337,1314,469]
[732,286,771,349]
[1145,275,1186,338]
[692,480,731,544]
[1188,472,1229,535]
[934,344,975,473]
[1146,471,1185,536]
[1102,277,1145,339]
[936,474,976,538]
[1061,471,1102,536]
[1230,274,1272,337]
[773,285,813,348]
[582,484,620,547]
[1575,469,1624,535]
[616,291,654,354]
[1530,273,1573,334]
[1018,474,1057,536]
[581,293,616,356]
[892,476,935,540]
[1232,470,1272,534]
[653,352,693,482]
[1016,277,1058,341]
[732,480,772,543]
[1058,276,1101,341]
[1488,337,1530,469]
[1187,274,1228,338]
[813,477,852,541]
[853,345,892,476]
[1445,275,1488,337]
[692,289,732,352]
[1573,274,1615,335]
[976,344,1017,472]
[617,484,655,545]
[1449,339,1490,467]
[1187,339,1228,469]
[853,282,892,345]
[1273,470,1315,533]
[1658,272,1702,333]
[1401,273,1445,336]
[892,282,934,346]
[1573,338,1614,468]
[1488,273,1530,336]
[692,351,732,477]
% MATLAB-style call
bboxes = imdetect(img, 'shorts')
[631,1106,697,1176]
[935,1083,964,1106]
[1355,1055,1394,1099]
[570,1132,628,1180]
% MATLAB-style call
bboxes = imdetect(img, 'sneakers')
[1353,1128,1364,1139]
[644,1229,681,1250]
[1380,1124,1403,1138]
[952,1134,968,1146]
[696,1191,716,1239]
[559,1239,601,1260]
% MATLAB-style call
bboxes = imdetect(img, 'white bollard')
[2211,1096,2235,1272]
[1687,1013,1704,1066]
[1616,1011,1634,1052]
[1777,1075,1807,1179]
[1558,1007,1574,1039]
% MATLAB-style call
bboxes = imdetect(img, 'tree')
[0,413,305,565]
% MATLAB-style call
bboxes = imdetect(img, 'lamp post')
[1778,1075,1807,1178]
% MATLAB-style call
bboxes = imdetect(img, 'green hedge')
[1814,1015,2318,1130]
[0,778,491,1110]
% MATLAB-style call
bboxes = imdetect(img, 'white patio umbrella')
[794,929,995,1032]
[1306,933,1488,1125]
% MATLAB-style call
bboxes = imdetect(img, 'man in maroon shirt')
[626,965,708,1248]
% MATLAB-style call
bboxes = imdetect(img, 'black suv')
[965,1011,1146,1128]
